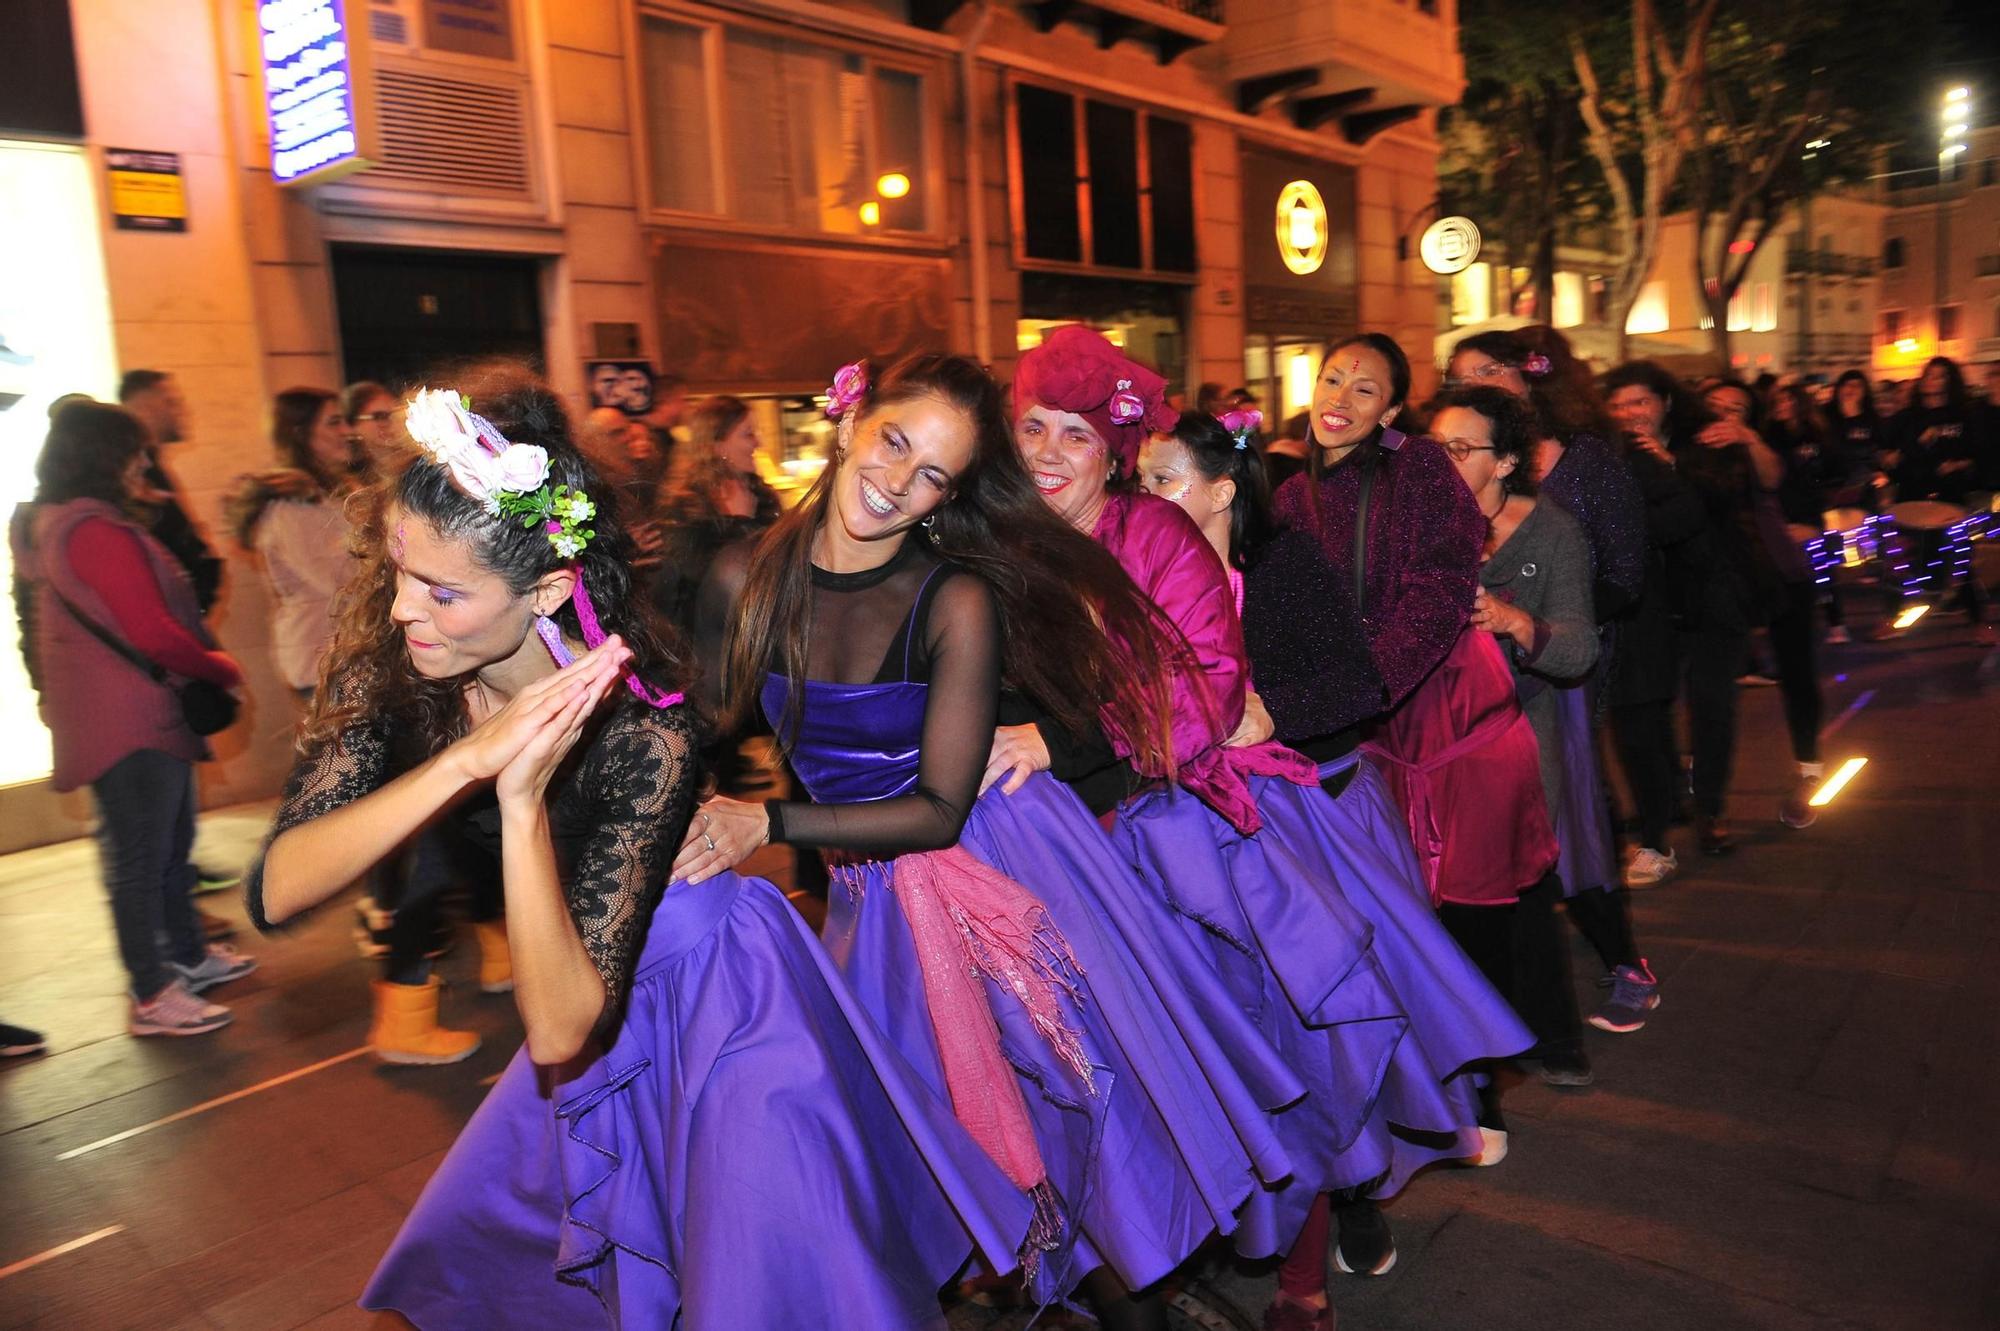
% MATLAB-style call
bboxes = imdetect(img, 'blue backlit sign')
[260,0,378,186]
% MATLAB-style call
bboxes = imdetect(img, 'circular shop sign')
[1276,180,1329,276]
[1419,216,1482,274]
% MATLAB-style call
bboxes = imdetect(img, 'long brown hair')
[723,353,1185,775]
[302,362,691,755]
[659,394,776,516]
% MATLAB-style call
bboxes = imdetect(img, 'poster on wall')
[586,360,656,416]
[105,150,187,232]
[423,0,516,61]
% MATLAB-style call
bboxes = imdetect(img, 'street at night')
[2,619,1995,1330]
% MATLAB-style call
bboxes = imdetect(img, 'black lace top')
[244,690,698,1017]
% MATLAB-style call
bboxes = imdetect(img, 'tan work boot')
[368,978,480,1065]
[474,919,513,994]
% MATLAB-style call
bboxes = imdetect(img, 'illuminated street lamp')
[1935,87,1972,354]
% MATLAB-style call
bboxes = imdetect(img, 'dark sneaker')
[1780,779,1819,829]
[1539,1043,1595,1088]
[1331,1198,1396,1276]
[1697,816,1735,857]
[1589,961,1662,1034]
[0,1022,47,1057]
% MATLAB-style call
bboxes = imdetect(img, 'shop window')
[1147,117,1196,273]
[1882,236,1905,269]
[1012,82,1195,274]
[1751,282,1776,332]
[1552,271,1585,328]
[1625,280,1669,335]
[1726,286,1750,332]
[1086,101,1142,269]
[1450,261,1491,325]
[1017,84,1081,263]
[638,16,932,237]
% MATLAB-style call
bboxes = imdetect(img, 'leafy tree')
[1684,2,1934,363]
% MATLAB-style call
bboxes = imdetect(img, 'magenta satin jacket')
[1091,492,1316,835]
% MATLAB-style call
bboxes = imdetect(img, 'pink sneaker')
[131,980,231,1037]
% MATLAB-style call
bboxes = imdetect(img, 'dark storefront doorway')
[331,246,545,390]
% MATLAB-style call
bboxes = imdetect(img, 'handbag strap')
[50,587,170,684]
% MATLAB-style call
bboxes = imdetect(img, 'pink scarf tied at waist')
[1361,705,1522,907]
[890,845,1095,1267]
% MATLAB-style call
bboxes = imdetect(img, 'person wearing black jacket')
[117,370,237,914]
[1879,357,1993,641]
[117,371,224,612]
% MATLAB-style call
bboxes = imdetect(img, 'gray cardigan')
[1479,499,1598,812]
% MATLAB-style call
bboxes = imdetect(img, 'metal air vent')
[366,66,532,196]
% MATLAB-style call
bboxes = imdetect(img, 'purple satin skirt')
[361,870,1033,1330]
[1118,755,1535,1243]
[1552,685,1619,899]
[826,772,1304,1302]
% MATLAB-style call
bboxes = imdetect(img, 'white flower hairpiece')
[403,387,594,558]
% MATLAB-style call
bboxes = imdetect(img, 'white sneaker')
[1468,1125,1509,1167]
[131,980,232,1037]
[1624,846,1678,889]
[171,943,258,993]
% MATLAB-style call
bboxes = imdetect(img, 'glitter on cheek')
[1164,479,1193,503]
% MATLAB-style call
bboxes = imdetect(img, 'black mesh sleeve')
[565,703,699,1019]
[768,573,998,854]
[243,710,395,933]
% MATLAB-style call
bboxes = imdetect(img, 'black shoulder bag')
[53,590,240,735]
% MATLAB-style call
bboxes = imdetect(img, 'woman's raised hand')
[451,638,631,788]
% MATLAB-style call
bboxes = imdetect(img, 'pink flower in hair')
[825,361,869,418]
[1523,353,1552,377]
[1218,409,1263,447]
[1107,379,1145,426]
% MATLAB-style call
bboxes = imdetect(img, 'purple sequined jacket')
[1539,434,1647,622]
[1271,436,1484,709]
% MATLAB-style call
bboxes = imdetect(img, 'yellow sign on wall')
[1275,180,1328,276]
[105,149,186,232]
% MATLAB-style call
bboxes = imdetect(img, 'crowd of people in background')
[1,327,1995,1330]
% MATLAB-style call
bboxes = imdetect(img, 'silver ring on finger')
[702,832,717,852]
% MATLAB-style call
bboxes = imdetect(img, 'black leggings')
[1564,886,1639,973]
[1768,582,1823,765]
[1609,698,1678,851]
[1440,874,1581,1053]
[1680,626,1749,819]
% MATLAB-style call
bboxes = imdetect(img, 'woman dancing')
[246,366,1032,1329]
[1012,328,1527,1328]
[677,353,1294,1329]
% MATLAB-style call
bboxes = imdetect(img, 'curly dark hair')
[1429,384,1541,497]
[301,361,690,754]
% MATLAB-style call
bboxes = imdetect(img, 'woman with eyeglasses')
[1444,329,1660,1034]
[343,381,406,470]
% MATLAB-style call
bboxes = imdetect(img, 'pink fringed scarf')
[888,845,1094,1269]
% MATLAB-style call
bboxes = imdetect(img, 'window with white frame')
[638,15,932,236]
